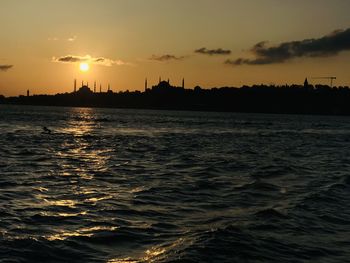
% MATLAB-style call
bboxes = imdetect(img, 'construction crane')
[312,77,336,88]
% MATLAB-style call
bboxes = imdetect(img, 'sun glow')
[79,63,90,72]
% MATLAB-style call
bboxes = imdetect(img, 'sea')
[0,105,349,263]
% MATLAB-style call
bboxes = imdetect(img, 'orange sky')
[1,0,350,96]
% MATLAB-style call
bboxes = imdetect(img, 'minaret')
[82,80,84,87]
[182,78,185,89]
[167,78,170,84]
[74,79,77,92]
[94,81,96,93]
[304,78,309,88]
[27,90,30,97]
[145,78,148,91]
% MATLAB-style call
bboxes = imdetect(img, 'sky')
[1,0,350,96]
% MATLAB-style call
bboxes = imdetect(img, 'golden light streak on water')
[46,226,119,241]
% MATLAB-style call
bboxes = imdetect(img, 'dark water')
[0,105,349,263]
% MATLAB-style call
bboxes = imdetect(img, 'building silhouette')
[76,85,93,95]
[9,76,350,116]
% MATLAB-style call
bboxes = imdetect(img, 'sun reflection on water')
[61,108,97,135]
[144,247,167,259]
[54,107,111,179]
[29,108,121,244]
[46,199,78,208]
[57,211,87,217]
[107,259,138,263]
[85,195,113,203]
[107,238,187,263]
[46,226,119,241]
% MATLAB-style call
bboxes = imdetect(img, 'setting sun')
[79,63,89,72]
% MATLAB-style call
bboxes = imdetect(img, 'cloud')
[195,47,231,56]
[54,55,86,63]
[0,65,13,72]
[149,54,186,61]
[48,37,59,41]
[226,28,350,66]
[52,55,130,66]
[48,36,77,42]
[67,36,77,42]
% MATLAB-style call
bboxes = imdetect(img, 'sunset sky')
[1,0,350,96]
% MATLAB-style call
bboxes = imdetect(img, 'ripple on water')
[1,106,350,262]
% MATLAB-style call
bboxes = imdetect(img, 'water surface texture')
[0,105,349,262]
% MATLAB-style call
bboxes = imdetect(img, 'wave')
[1,106,350,262]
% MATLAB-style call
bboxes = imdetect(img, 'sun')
[79,62,90,72]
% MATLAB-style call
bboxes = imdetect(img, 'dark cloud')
[150,54,185,61]
[0,65,13,72]
[53,55,88,63]
[226,28,350,66]
[195,47,231,56]
[52,55,130,66]
[94,57,105,63]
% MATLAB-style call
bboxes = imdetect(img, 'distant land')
[1,79,350,115]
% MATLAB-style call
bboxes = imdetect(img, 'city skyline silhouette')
[2,77,350,115]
